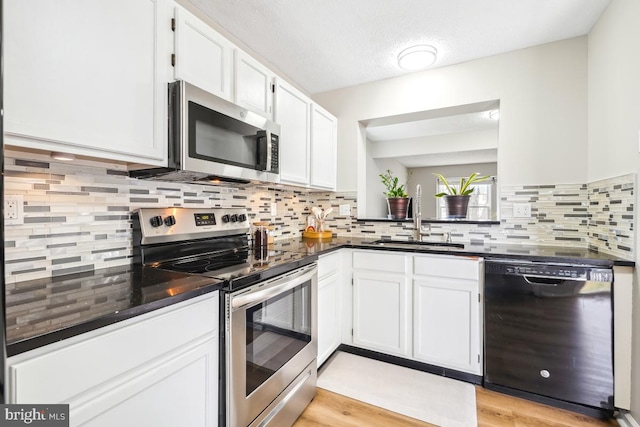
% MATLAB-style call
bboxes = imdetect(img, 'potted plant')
[433,172,490,218]
[379,169,410,219]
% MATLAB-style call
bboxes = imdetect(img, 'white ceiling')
[188,0,611,94]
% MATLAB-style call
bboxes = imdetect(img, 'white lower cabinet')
[412,254,482,375]
[349,250,482,375]
[6,292,219,427]
[352,271,411,357]
[317,252,342,366]
[413,276,481,374]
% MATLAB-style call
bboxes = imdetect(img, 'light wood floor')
[294,387,619,427]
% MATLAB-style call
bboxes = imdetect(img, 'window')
[436,176,496,220]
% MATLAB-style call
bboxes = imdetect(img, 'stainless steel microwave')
[130,81,280,184]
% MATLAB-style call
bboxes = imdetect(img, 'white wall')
[313,37,588,192]
[587,0,640,420]
[366,156,407,218]
[370,128,498,159]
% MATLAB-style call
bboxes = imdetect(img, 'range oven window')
[245,280,311,396]
[188,101,262,170]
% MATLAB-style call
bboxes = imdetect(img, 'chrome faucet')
[414,184,422,238]
[413,185,430,241]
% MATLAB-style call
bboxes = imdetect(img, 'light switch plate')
[270,202,277,216]
[339,204,351,216]
[5,195,24,225]
[513,202,531,218]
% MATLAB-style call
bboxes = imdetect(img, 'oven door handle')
[231,264,317,310]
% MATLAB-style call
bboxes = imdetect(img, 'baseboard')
[617,411,640,427]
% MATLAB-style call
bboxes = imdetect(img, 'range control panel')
[135,207,250,244]
[194,213,217,227]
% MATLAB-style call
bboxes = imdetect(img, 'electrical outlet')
[270,202,277,216]
[513,202,531,218]
[5,195,25,225]
[339,204,351,216]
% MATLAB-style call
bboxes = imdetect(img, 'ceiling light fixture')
[489,110,500,120]
[51,152,76,161]
[397,45,438,70]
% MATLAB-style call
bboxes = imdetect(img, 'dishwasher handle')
[521,275,580,286]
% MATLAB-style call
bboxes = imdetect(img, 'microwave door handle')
[256,132,269,171]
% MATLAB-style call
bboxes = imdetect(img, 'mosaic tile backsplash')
[3,150,635,283]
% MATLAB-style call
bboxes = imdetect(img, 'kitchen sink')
[370,239,465,249]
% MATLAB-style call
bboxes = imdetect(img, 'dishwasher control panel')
[487,261,613,282]
[505,265,586,279]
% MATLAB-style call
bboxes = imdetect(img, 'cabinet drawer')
[318,252,340,279]
[414,255,479,280]
[9,292,218,404]
[353,251,406,273]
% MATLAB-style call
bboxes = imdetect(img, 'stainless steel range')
[132,207,317,427]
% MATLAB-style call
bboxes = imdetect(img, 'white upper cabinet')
[274,78,311,186]
[310,104,338,190]
[234,49,275,119]
[173,5,233,101]
[4,0,168,165]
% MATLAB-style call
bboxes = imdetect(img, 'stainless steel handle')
[231,264,317,310]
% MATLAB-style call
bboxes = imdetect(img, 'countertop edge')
[7,283,224,357]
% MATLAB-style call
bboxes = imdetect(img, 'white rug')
[317,352,477,427]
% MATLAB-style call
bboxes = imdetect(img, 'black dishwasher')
[484,259,614,413]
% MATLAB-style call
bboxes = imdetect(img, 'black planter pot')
[387,197,409,219]
[445,195,470,219]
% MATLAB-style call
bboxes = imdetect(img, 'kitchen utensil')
[311,206,322,219]
[322,207,333,218]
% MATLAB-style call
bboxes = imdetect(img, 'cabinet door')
[352,270,410,357]
[76,339,217,427]
[7,293,219,426]
[274,78,311,186]
[234,49,274,119]
[4,0,167,164]
[318,273,341,366]
[174,5,233,100]
[310,104,337,190]
[413,276,481,374]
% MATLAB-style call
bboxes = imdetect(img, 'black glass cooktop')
[153,246,315,291]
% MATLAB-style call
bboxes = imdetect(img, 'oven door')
[228,264,317,427]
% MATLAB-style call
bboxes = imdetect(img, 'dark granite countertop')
[6,236,633,356]
[5,265,224,356]
[272,237,636,267]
